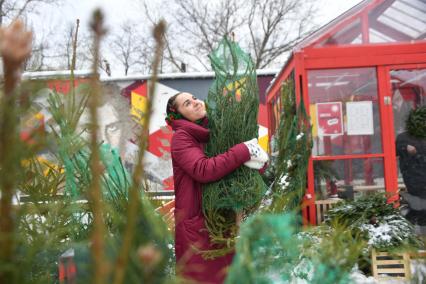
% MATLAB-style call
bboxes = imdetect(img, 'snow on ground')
[350,269,379,284]
[349,257,426,284]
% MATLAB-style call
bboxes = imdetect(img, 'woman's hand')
[243,138,268,170]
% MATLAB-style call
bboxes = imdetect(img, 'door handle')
[384,96,391,105]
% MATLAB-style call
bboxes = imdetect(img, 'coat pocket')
[181,215,209,248]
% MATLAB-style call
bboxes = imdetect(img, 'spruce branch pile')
[202,37,267,254]
[226,213,361,284]
[326,193,423,250]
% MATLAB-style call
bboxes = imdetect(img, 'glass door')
[388,66,426,202]
[307,67,386,202]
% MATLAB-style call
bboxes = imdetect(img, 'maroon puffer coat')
[170,118,250,284]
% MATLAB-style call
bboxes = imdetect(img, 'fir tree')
[202,37,267,256]
[264,78,312,214]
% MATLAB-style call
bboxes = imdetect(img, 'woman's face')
[175,92,206,122]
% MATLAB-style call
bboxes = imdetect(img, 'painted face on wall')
[175,92,206,122]
[79,103,123,149]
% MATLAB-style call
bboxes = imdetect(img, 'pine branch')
[87,9,108,284]
[69,19,79,114]
[112,20,166,284]
[0,20,32,282]
[267,79,312,214]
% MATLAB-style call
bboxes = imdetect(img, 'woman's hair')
[165,92,184,125]
[166,92,182,115]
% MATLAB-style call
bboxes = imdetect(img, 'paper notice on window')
[346,101,374,135]
[316,102,343,136]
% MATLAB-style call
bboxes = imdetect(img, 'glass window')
[315,0,426,47]
[314,158,385,201]
[270,71,295,135]
[391,68,426,193]
[391,68,426,135]
[308,68,382,156]
[373,0,426,41]
[269,94,281,135]
[317,20,361,47]
[369,28,396,43]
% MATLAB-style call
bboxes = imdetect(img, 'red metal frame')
[311,154,384,161]
[361,13,369,43]
[267,60,294,103]
[294,52,318,225]
[387,63,426,70]
[304,42,426,59]
[303,67,390,224]
[302,42,426,71]
[377,66,399,203]
[267,43,426,105]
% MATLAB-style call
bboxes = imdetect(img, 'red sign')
[316,102,343,136]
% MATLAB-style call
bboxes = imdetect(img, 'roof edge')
[294,0,372,51]
[265,0,373,96]
[22,68,280,81]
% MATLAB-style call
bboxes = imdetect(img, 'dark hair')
[165,92,185,125]
[166,92,183,115]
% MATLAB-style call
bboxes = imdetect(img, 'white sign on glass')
[346,101,374,135]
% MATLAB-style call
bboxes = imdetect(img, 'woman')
[165,92,267,283]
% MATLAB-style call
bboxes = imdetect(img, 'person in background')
[165,92,268,284]
[396,106,426,236]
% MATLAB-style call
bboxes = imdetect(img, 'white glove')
[243,138,269,170]
[244,159,265,170]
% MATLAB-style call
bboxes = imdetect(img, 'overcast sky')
[28,0,364,74]
[32,0,363,32]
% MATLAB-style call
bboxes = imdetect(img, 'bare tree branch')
[0,0,62,25]
[107,21,152,75]
[163,35,184,72]
[140,0,318,71]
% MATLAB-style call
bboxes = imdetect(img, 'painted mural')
[28,73,274,191]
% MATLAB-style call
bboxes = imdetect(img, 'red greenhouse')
[266,0,426,225]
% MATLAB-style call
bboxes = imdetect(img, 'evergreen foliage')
[226,213,361,283]
[202,37,267,255]
[225,213,300,284]
[406,105,426,138]
[0,17,174,283]
[9,84,175,283]
[226,80,359,283]
[297,223,365,277]
[264,79,312,213]
[326,193,423,250]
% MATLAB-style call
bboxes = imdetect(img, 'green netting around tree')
[226,213,355,284]
[202,36,267,255]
